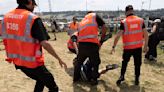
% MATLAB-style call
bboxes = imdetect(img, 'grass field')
[0,32,163,92]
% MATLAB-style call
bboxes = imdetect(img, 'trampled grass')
[0,32,163,92]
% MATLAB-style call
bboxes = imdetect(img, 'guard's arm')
[112,30,123,48]
[41,40,67,68]
[143,28,149,53]
[100,24,107,45]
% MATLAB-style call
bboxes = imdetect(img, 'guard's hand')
[143,46,148,53]
[58,60,67,69]
[110,48,115,54]
[99,40,103,48]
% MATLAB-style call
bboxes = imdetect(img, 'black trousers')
[15,65,58,92]
[73,42,100,81]
[120,48,142,79]
[145,33,160,59]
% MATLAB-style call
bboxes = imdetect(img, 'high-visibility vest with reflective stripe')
[78,13,99,44]
[68,22,78,36]
[122,15,144,49]
[2,9,44,68]
[67,39,75,49]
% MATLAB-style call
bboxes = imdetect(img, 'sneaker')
[116,76,125,86]
[145,55,157,62]
[106,64,119,70]
[134,78,140,85]
[99,64,119,75]
[149,58,157,62]
[149,55,155,61]
[135,79,139,85]
[135,77,140,85]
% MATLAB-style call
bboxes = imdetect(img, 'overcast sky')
[0,0,163,14]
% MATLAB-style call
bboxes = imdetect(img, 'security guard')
[111,5,148,85]
[67,32,78,54]
[68,16,78,37]
[1,0,67,91]
[73,11,107,85]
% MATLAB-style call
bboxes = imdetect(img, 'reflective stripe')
[124,20,128,32]
[92,13,96,24]
[139,18,143,29]
[78,35,98,40]
[36,50,42,56]
[78,24,97,32]
[2,13,38,43]
[7,53,35,62]
[2,34,37,43]
[123,18,143,35]
[25,13,36,36]
[68,30,77,35]
[80,66,88,81]
[124,40,143,46]
[124,30,142,35]
[1,19,6,34]
[78,13,97,32]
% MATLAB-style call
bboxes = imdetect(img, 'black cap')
[32,0,37,5]
[87,11,93,14]
[17,0,37,5]
[125,5,133,12]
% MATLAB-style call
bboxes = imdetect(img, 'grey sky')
[0,0,163,14]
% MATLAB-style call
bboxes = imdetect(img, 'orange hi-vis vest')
[67,32,78,49]
[68,22,78,36]
[67,39,74,49]
[78,13,99,44]
[122,15,144,49]
[1,9,44,68]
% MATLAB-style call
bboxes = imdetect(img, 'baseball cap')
[17,0,37,6]
[125,5,133,12]
[154,19,161,23]
[32,0,37,6]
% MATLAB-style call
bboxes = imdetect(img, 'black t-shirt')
[17,5,50,42]
[31,18,50,42]
[120,15,145,30]
[96,15,105,27]
[52,20,59,30]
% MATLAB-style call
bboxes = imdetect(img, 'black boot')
[116,76,125,85]
[135,77,139,85]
